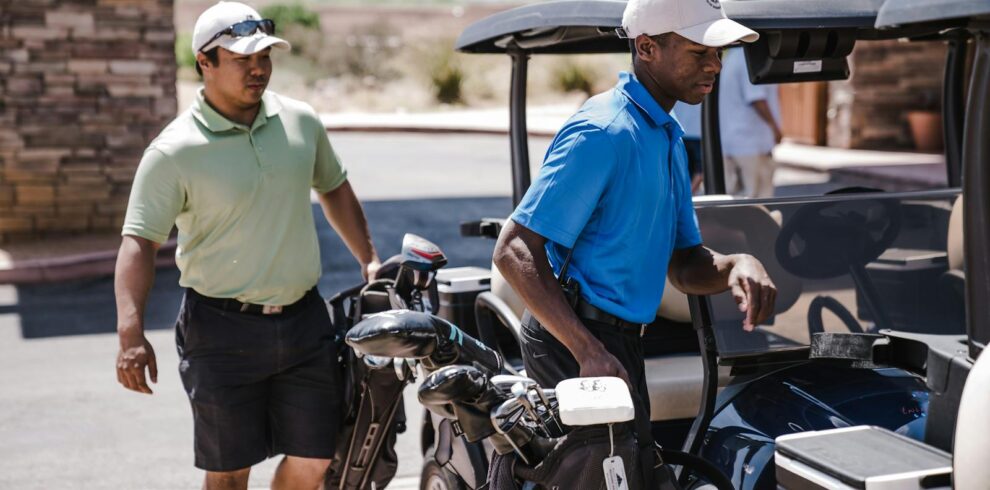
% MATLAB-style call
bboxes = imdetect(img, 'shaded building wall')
[828,39,947,150]
[0,0,176,242]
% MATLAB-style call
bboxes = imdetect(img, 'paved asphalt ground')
[0,132,830,489]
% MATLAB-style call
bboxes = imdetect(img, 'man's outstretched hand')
[727,255,777,331]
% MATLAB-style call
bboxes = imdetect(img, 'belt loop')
[640,324,646,338]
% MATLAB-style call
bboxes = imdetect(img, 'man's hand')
[363,258,382,282]
[116,331,158,394]
[727,255,777,331]
[578,343,631,388]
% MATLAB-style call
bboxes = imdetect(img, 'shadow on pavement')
[8,196,511,339]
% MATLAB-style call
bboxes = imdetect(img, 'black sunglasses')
[198,19,277,53]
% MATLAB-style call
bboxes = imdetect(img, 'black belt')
[574,297,648,336]
[187,287,319,316]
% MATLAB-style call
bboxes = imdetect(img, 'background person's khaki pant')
[725,153,776,198]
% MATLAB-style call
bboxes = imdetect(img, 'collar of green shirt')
[191,88,284,133]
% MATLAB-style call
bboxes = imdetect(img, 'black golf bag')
[323,279,411,490]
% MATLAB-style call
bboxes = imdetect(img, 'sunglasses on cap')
[198,19,277,53]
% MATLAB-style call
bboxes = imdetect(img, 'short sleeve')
[121,148,185,243]
[312,125,348,193]
[509,126,618,248]
[673,142,702,249]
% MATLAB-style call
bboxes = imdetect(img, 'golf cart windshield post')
[509,46,532,207]
[681,292,719,458]
[700,77,726,195]
[963,32,990,359]
[943,31,968,187]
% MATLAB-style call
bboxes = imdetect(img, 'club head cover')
[345,310,440,358]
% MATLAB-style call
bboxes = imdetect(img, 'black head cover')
[345,310,503,375]
[345,310,444,358]
[418,365,491,406]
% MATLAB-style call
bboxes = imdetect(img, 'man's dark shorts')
[175,288,341,472]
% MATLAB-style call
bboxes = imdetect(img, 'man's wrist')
[117,324,145,344]
[562,321,604,360]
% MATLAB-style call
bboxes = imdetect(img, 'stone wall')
[828,39,947,150]
[0,0,176,243]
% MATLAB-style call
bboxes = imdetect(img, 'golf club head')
[489,398,538,460]
[400,233,448,272]
[491,374,537,394]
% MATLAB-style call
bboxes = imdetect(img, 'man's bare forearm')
[318,180,378,266]
[669,244,777,329]
[115,235,160,338]
[492,221,600,358]
[667,245,738,295]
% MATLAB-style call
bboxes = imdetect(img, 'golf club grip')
[430,320,503,375]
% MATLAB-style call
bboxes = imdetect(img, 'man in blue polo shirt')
[494,0,777,484]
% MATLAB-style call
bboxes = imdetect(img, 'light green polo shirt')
[122,90,347,305]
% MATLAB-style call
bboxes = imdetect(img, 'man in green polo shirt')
[113,2,380,489]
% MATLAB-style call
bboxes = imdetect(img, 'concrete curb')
[0,239,177,285]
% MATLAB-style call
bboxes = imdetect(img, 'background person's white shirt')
[673,101,701,140]
[718,47,781,157]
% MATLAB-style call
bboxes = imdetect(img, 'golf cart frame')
[426,0,990,487]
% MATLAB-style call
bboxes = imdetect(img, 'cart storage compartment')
[775,426,951,489]
[436,267,491,337]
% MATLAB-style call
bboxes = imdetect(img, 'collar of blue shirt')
[616,71,685,140]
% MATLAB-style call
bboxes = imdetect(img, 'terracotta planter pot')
[907,110,944,153]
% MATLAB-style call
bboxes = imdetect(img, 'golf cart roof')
[876,0,990,29]
[455,0,890,55]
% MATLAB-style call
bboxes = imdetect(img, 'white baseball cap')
[192,1,291,56]
[621,0,759,47]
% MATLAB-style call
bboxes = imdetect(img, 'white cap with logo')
[192,1,291,56]
[621,0,759,47]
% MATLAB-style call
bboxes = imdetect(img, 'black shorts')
[175,288,342,472]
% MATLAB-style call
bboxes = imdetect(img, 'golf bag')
[323,281,409,490]
[324,233,451,490]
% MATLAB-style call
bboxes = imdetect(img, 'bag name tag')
[603,455,629,490]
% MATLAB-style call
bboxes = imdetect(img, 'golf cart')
[410,0,989,488]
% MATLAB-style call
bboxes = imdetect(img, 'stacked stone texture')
[828,39,947,150]
[0,0,176,242]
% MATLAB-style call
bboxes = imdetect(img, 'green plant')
[551,59,598,98]
[175,32,196,70]
[415,40,465,104]
[261,3,321,31]
[431,59,464,104]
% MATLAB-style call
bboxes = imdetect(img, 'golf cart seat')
[941,196,965,325]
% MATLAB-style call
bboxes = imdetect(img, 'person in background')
[673,100,705,193]
[719,46,782,198]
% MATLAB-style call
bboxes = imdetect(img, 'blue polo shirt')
[510,72,702,324]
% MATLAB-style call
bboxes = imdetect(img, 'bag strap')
[557,247,575,286]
